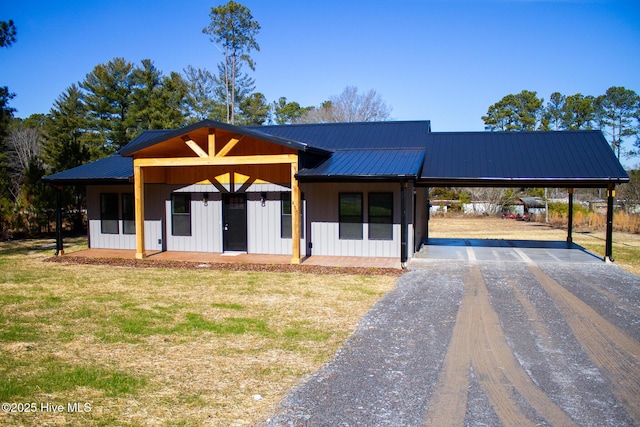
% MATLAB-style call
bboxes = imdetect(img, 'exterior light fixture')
[261,192,267,207]
[202,193,209,206]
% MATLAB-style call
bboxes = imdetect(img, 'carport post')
[567,188,574,243]
[605,186,615,262]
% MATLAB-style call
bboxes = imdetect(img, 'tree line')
[0,3,392,237]
[482,88,640,160]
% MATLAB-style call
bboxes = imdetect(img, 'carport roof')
[420,131,629,187]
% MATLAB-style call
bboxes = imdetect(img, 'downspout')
[425,186,430,243]
[55,185,64,256]
[400,181,408,268]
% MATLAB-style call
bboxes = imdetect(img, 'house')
[520,197,546,216]
[44,120,629,265]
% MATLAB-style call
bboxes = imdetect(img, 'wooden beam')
[215,137,241,157]
[135,154,298,167]
[184,138,209,158]
[291,158,301,264]
[134,162,146,259]
[208,128,216,156]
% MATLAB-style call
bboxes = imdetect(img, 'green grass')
[211,302,244,310]
[178,313,273,336]
[0,359,146,401]
[0,321,40,342]
[284,322,333,342]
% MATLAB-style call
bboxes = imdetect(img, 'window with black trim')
[100,193,119,234]
[122,193,135,235]
[369,192,393,240]
[281,192,304,239]
[339,192,363,240]
[171,193,191,236]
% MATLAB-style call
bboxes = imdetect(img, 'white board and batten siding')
[165,192,222,252]
[302,182,415,259]
[247,192,306,255]
[86,184,162,251]
[87,182,417,259]
[88,220,162,251]
[166,186,304,255]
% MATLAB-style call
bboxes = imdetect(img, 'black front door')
[223,193,247,252]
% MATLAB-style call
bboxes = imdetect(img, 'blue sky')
[2,1,639,141]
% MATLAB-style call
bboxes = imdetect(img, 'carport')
[419,131,630,262]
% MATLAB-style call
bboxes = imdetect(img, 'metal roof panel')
[297,148,425,181]
[252,121,432,150]
[43,154,132,184]
[420,131,629,186]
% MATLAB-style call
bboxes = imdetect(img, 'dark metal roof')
[297,148,425,182]
[43,122,629,188]
[520,197,546,208]
[420,131,629,187]
[251,121,432,150]
[43,154,132,184]
[118,119,330,156]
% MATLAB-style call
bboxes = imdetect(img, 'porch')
[64,248,402,270]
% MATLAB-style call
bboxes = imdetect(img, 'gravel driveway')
[263,249,640,426]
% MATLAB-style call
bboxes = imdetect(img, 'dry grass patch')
[0,238,395,426]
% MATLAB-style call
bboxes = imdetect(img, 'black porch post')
[605,186,615,262]
[55,185,64,256]
[400,181,408,266]
[567,188,574,243]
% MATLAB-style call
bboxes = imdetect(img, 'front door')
[223,193,247,252]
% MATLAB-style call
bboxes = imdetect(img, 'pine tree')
[203,1,260,124]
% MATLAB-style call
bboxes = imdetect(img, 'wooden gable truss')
[132,127,302,264]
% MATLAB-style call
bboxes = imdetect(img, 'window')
[171,193,191,236]
[369,192,393,240]
[339,193,363,240]
[122,193,135,235]
[281,192,304,239]
[100,193,119,234]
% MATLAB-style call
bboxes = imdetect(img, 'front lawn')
[0,238,395,426]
